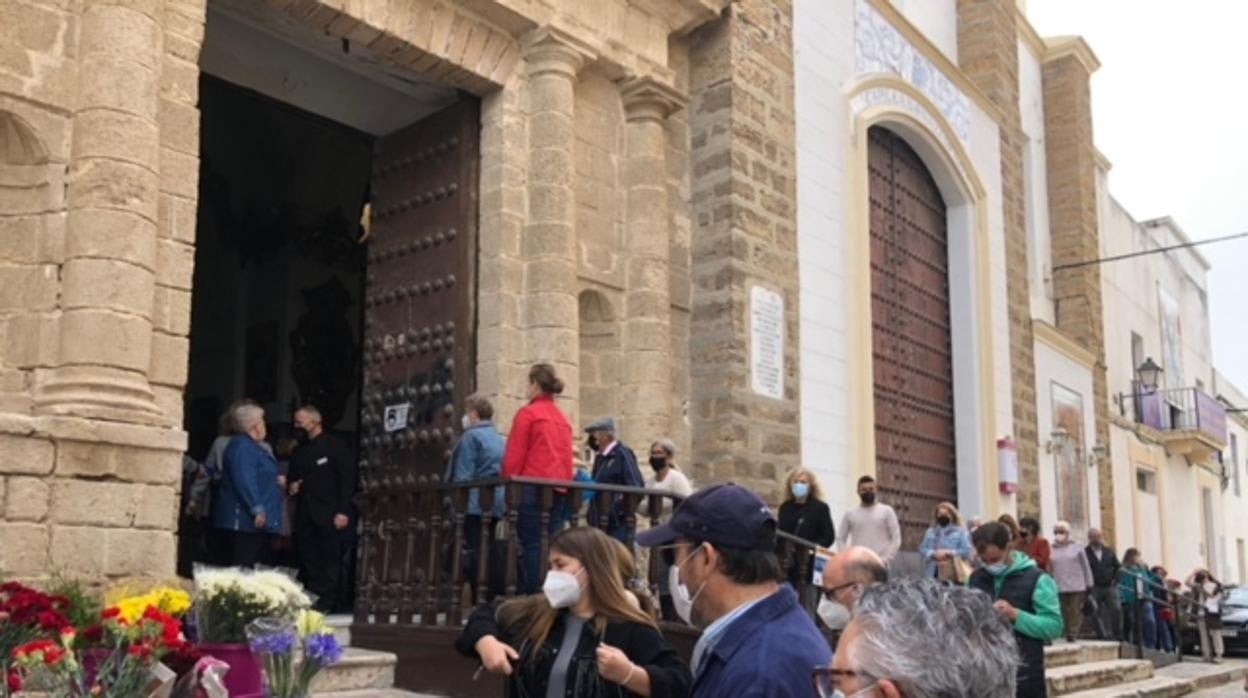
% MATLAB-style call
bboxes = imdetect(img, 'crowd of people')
[181,361,1235,696]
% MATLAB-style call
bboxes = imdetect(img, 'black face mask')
[649,456,667,472]
[936,515,951,527]
[586,435,599,453]
[293,427,310,444]
[860,492,876,505]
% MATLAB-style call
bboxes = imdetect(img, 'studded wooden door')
[355,99,479,623]
[868,126,956,551]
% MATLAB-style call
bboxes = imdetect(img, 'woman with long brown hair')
[457,527,690,697]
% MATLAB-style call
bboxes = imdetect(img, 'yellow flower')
[296,609,326,638]
[151,587,191,616]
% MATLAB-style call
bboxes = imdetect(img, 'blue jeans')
[517,487,567,594]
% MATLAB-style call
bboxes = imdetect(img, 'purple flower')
[248,630,296,655]
[303,633,342,666]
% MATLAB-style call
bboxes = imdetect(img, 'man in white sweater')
[836,475,901,564]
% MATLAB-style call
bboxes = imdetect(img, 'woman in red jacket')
[503,363,575,592]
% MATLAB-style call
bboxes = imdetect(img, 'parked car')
[1181,585,1248,656]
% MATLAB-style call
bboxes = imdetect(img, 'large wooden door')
[868,126,956,550]
[355,99,479,622]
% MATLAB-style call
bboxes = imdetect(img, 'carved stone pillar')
[619,76,684,442]
[35,0,164,423]
[521,27,594,427]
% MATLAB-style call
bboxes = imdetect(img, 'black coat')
[456,602,691,698]
[289,433,355,527]
[1085,545,1121,588]
[777,499,835,547]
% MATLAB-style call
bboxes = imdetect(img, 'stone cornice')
[1033,319,1097,369]
[522,25,597,78]
[1043,36,1102,74]
[631,0,728,36]
[620,75,687,122]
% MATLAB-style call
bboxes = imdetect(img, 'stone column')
[521,27,594,427]
[619,76,684,443]
[35,0,164,424]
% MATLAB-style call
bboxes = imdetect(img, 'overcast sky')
[1026,1,1248,396]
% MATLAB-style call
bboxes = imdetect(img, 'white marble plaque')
[750,286,784,400]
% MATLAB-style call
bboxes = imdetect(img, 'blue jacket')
[693,585,832,698]
[919,524,973,578]
[446,421,505,516]
[212,435,281,534]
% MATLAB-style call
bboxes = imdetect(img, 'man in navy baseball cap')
[637,483,831,697]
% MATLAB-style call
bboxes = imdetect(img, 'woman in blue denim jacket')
[212,403,282,566]
[919,501,972,580]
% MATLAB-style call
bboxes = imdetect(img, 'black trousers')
[229,531,267,567]
[295,518,340,612]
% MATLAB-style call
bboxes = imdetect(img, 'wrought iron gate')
[867,126,956,550]
[355,99,479,623]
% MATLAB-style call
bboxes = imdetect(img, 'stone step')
[310,647,397,693]
[1048,641,1124,668]
[1058,676,1196,698]
[326,612,353,647]
[1048,659,1156,696]
[1151,659,1248,692]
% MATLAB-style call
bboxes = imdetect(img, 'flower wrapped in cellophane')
[245,610,342,698]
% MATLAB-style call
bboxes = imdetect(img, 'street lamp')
[1136,357,1163,391]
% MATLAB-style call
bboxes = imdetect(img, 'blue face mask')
[791,482,810,499]
[986,561,1009,576]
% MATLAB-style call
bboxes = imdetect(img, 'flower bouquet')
[192,567,312,697]
[0,581,71,697]
[245,610,342,698]
[9,601,185,697]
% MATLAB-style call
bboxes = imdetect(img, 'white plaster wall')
[1097,168,1222,575]
[795,0,1010,523]
[1017,41,1054,324]
[890,0,959,62]
[1033,341,1101,536]
[795,0,857,520]
[1216,371,1248,584]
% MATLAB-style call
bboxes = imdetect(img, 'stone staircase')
[315,615,442,697]
[314,620,1248,698]
[1047,642,1247,697]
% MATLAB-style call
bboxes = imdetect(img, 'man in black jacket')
[289,405,356,612]
[1085,527,1122,640]
[584,417,644,543]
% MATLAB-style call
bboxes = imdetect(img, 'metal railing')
[1120,569,1214,664]
[1120,384,1228,445]
[351,475,823,630]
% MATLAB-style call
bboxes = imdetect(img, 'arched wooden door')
[868,126,956,550]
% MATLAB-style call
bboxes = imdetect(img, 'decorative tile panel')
[854,0,971,145]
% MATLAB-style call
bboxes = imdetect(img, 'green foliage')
[45,575,102,631]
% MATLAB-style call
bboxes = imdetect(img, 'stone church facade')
[0,0,1115,583]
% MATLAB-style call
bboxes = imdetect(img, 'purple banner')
[1138,390,1165,431]
[1196,390,1228,444]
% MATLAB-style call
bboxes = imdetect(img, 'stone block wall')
[687,0,802,501]
[955,0,1042,517]
[1042,45,1115,544]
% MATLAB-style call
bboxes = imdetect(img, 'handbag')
[937,557,973,584]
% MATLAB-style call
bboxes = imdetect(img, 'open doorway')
[179,7,479,611]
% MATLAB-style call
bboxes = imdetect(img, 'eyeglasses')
[823,581,858,602]
[811,667,874,697]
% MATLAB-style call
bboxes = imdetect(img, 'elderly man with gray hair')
[814,578,1020,698]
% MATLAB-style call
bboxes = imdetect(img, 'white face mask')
[830,685,877,698]
[542,569,583,609]
[817,596,851,630]
[461,414,472,430]
[669,547,707,627]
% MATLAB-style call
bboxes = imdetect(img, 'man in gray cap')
[584,416,643,543]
